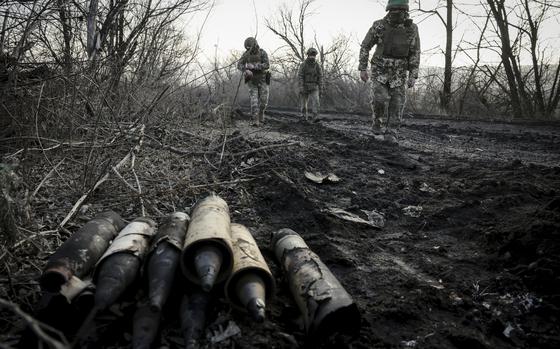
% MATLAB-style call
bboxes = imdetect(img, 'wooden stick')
[58,125,146,229]
[31,158,65,198]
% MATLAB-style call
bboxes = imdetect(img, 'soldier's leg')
[310,89,320,119]
[258,82,269,123]
[300,92,309,120]
[370,80,390,131]
[387,84,406,132]
[248,84,259,125]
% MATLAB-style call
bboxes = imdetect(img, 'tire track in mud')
[233,110,560,348]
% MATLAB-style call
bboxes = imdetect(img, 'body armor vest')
[382,24,411,58]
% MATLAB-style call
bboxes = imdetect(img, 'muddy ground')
[1,109,560,348]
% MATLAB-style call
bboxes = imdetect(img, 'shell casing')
[271,228,360,338]
[181,195,233,290]
[41,211,125,292]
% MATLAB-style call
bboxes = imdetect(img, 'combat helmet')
[244,37,258,50]
[386,0,409,11]
[306,47,318,56]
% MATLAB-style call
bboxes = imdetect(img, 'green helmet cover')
[386,0,409,11]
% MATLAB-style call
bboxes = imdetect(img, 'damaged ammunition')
[180,291,211,349]
[132,304,161,349]
[40,211,125,292]
[93,218,156,309]
[271,228,360,338]
[225,223,275,323]
[146,212,189,311]
[181,195,233,292]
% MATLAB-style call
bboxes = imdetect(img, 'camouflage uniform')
[298,57,322,120]
[238,44,270,125]
[359,13,420,134]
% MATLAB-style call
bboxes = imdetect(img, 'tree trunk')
[441,0,453,113]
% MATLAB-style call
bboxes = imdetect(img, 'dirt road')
[222,110,560,348]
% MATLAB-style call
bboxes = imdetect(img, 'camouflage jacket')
[359,16,420,88]
[298,58,322,92]
[237,47,270,85]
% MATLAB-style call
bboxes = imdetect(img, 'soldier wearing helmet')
[359,0,420,143]
[237,37,271,127]
[298,47,323,122]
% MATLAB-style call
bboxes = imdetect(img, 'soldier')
[359,0,420,143]
[238,37,271,127]
[298,48,322,121]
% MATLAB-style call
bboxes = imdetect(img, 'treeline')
[1,0,560,145]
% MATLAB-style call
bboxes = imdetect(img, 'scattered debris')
[403,205,423,217]
[326,207,385,228]
[419,182,436,193]
[304,171,341,184]
[209,320,241,344]
[401,339,417,347]
[503,323,515,338]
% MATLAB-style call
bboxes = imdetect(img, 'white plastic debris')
[403,205,423,217]
[304,171,341,184]
[326,208,385,228]
[401,340,417,347]
[503,323,515,338]
[378,169,385,175]
[419,182,436,193]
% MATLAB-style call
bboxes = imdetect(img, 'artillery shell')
[146,212,189,311]
[181,195,233,291]
[93,218,156,309]
[41,211,125,292]
[225,223,275,322]
[132,304,161,349]
[180,291,211,349]
[271,228,360,338]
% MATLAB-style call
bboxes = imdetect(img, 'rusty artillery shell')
[225,223,275,323]
[146,212,189,311]
[41,211,125,292]
[180,291,211,349]
[181,195,233,292]
[93,218,156,309]
[271,228,360,338]
[132,304,161,349]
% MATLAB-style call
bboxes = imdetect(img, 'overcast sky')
[185,0,560,69]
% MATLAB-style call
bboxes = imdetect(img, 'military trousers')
[370,80,406,132]
[300,89,320,120]
[248,81,269,125]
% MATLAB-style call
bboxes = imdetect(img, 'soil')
[2,109,560,348]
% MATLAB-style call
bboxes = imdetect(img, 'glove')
[407,77,416,88]
[360,70,369,82]
[245,63,255,70]
[244,69,253,81]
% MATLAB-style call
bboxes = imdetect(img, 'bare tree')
[413,0,455,113]
[265,0,315,64]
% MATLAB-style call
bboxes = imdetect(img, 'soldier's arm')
[407,24,421,79]
[359,25,378,71]
[259,49,270,70]
[297,63,304,89]
[237,52,247,71]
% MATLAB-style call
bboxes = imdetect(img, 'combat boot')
[258,109,265,124]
